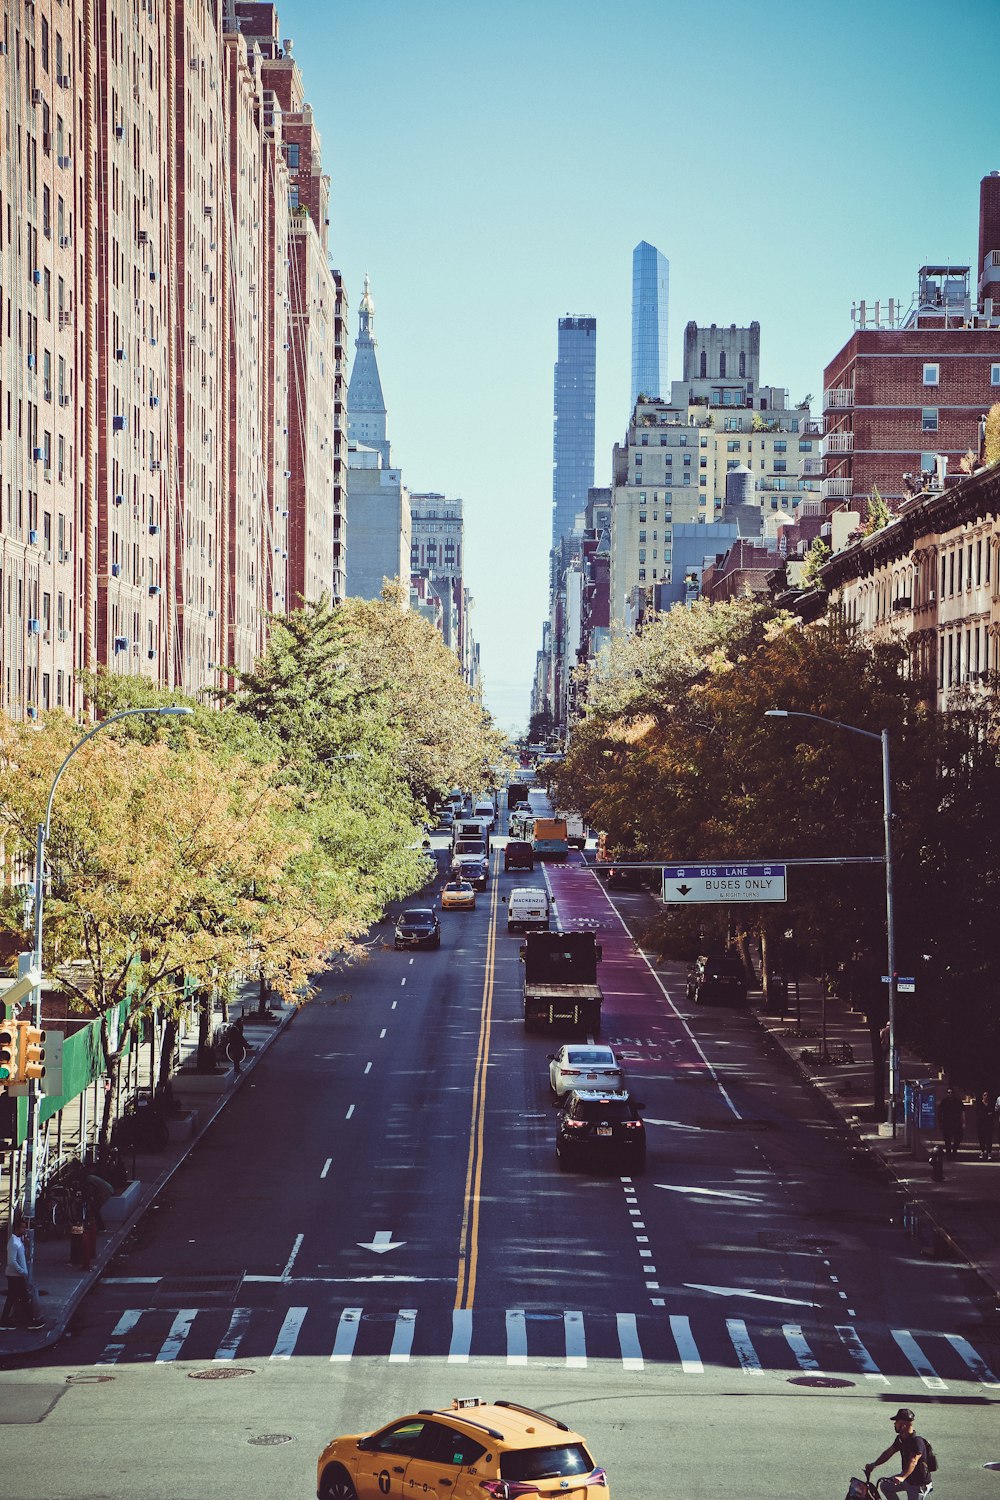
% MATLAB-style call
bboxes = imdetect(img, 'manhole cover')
[188,1366,256,1380]
[248,1433,293,1446]
[66,1373,115,1385]
[788,1376,855,1389]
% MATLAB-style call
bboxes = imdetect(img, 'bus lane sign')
[661,863,787,904]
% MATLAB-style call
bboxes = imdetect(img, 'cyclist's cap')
[891,1409,915,1422]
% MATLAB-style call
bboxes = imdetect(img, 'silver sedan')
[548,1044,625,1098]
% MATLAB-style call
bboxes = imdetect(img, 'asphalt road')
[2,791,999,1499]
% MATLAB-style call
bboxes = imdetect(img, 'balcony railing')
[821,476,853,500]
[823,388,854,409]
[822,432,854,455]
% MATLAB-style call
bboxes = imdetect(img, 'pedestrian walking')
[937,1086,965,1157]
[864,1408,934,1499]
[974,1090,995,1161]
[0,1215,43,1331]
[227,1016,247,1074]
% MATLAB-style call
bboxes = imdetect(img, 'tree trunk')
[257,966,270,1019]
[97,1013,128,1153]
[157,1015,178,1090]
[196,987,216,1073]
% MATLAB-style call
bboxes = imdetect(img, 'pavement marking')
[364,1062,373,1075]
[726,1318,764,1374]
[400,977,406,987]
[330,1306,363,1362]
[379,1028,387,1039]
[669,1314,704,1374]
[270,1306,307,1360]
[656,1184,766,1205]
[564,1310,587,1368]
[155,1310,197,1364]
[506,1308,527,1365]
[685,1283,819,1307]
[391,1001,398,1010]
[281,1233,304,1280]
[448,1308,473,1363]
[454,847,502,1311]
[836,1324,887,1381]
[892,1329,946,1388]
[783,1323,822,1372]
[617,1312,644,1370]
[409,957,414,965]
[345,1104,355,1120]
[389,1308,417,1362]
[214,1307,253,1361]
[96,1309,144,1365]
[944,1333,1000,1388]
[321,1158,333,1177]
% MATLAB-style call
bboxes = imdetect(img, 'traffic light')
[17,1024,45,1083]
[0,1019,19,1083]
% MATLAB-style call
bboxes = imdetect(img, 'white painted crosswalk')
[92,1302,1000,1388]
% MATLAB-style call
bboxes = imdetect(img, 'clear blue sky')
[274,0,1000,735]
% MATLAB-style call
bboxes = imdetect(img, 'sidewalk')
[0,991,297,1358]
[751,975,1000,1307]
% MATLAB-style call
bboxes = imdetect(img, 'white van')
[505,887,551,933]
[474,798,496,831]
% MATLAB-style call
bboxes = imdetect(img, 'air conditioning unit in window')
[58,629,69,642]
[138,229,149,245]
[58,234,71,248]
[148,523,160,535]
[59,394,71,407]
[31,88,43,104]
[148,584,161,596]
[32,446,43,461]
[58,74,71,89]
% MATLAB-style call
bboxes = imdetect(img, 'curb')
[8,1002,297,1357]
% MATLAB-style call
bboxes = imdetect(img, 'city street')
[2,803,999,1499]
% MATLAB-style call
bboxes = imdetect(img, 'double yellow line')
[454,849,501,1310]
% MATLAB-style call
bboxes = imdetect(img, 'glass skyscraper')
[631,241,669,408]
[551,316,596,547]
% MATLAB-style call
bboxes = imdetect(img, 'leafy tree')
[861,485,890,535]
[802,537,831,589]
[0,715,353,1145]
[985,402,1000,466]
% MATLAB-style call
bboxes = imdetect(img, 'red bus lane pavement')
[543,855,741,1108]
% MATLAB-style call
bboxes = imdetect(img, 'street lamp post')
[765,709,898,1131]
[24,706,192,1271]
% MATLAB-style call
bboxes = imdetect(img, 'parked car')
[555,1089,646,1174]
[686,953,749,1005]
[394,908,441,950]
[317,1399,609,1500]
[548,1044,624,1098]
[441,880,477,912]
[503,839,534,872]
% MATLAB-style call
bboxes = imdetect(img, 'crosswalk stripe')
[943,1333,999,1388]
[836,1325,886,1381]
[892,1330,946,1389]
[448,1309,473,1364]
[155,1310,197,1364]
[726,1318,763,1374]
[330,1306,363,1363]
[506,1309,527,1366]
[270,1306,307,1360]
[565,1310,586,1368]
[214,1308,252,1361]
[389,1309,417,1362]
[616,1312,643,1370]
[669,1314,703,1374]
[96,1309,144,1366]
[783,1324,821,1372]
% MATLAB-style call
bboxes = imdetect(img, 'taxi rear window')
[500,1443,593,1481]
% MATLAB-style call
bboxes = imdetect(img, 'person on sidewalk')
[227,1017,248,1074]
[974,1090,995,1161]
[938,1087,965,1157]
[0,1215,43,1331]
[865,1409,933,1499]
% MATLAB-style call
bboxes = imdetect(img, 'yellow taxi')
[441,879,477,912]
[317,1398,609,1499]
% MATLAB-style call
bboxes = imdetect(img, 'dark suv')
[555,1089,646,1174]
[504,839,534,872]
[686,954,748,1005]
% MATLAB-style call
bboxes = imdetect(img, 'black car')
[555,1089,646,1173]
[453,854,489,890]
[686,953,749,1005]
[394,908,441,950]
[504,839,534,872]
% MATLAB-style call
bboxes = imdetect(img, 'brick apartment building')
[823,173,1000,512]
[0,0,346,721]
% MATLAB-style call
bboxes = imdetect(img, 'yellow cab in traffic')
[441,879,477,912]
[317,1397,609,1499]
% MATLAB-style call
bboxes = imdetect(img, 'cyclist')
[865,1409,933,1498]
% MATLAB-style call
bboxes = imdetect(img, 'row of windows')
[923,362,1000,387]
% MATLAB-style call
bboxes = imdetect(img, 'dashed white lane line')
[379,1028,387,1038]
[400,977,406,987]
[281,1233,304,1280]
[345,1104,355,1120]
[364,1062,372,1075]
[391,1001,398,1010]
[409,957,414,965]
[321,1158,333,1178]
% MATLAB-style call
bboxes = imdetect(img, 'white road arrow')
[684,1283,819,1307]
[655,1183,766,1204]
[357,1230,406,1254]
